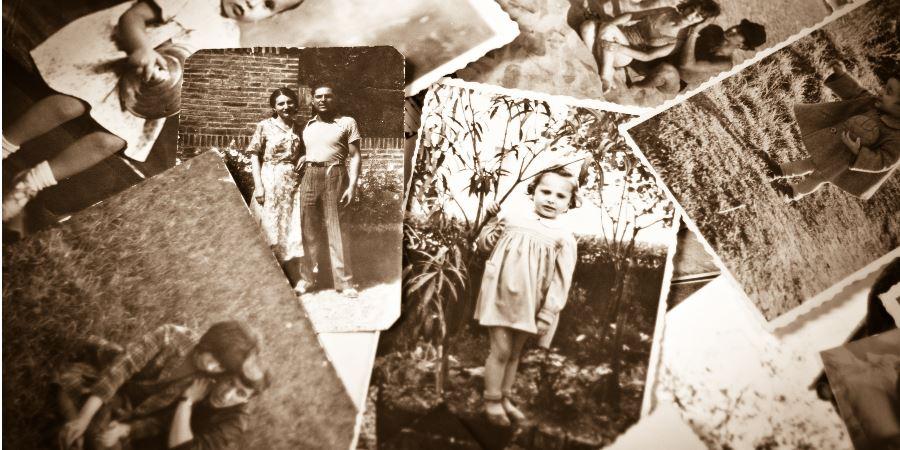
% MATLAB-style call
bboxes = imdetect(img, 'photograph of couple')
[178,47,405,332]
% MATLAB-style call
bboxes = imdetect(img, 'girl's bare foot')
[484,399,511,426]
[502,397,527,423]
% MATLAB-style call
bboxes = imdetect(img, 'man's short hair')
[310,81,338,96]
[196,321,260,377]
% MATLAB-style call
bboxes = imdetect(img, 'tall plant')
[576,108,674,406]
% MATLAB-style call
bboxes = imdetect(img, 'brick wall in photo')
[179,47,403,174]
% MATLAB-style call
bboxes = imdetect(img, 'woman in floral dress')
[247,87,304,268]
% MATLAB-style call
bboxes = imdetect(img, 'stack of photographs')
[2,0,898,449]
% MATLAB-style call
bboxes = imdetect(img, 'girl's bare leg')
[3,131,126,221]
[46,131,126,181]
[484,327,513,426]
[500,331,530,423]
[4,95,88,148]
[597,26,630,93]
[776,157,815,179]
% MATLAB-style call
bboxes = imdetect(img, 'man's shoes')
[294,280,314,295]
[340,288,359,299]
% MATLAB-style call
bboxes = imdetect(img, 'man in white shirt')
[295,83,361,298]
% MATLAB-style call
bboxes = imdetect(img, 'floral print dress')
[247,118,304,262]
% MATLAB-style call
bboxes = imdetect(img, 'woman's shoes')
[340,288,359,299]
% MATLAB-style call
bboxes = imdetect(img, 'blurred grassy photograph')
[627,0,900,321]
[2,153,357,449]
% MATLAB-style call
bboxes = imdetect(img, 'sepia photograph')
[457,0,850,109]
[2,0,313,239]
[177,47,405,333]
[2,152,358,450]
[237,0,520,96]
[624,0,900,323]
[821,326,900,450]
[359,80,677,449]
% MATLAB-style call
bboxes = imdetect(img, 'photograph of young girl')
[624,0,900,324]
[1,0,315,238]
[361,80,677,448]
[2,152,358,450]
[177,47,405,332]
[457,0,841,109]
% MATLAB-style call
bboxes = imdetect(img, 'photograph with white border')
[365,78,678,448]
[237,0,520,96]
[621,0,900,325]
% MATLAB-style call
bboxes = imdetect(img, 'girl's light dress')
[30,0,240,162]
[247,118,304,262]
[474,209,577,348]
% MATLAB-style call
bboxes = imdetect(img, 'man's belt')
[306,161,334,167]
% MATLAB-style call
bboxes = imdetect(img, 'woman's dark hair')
[735,19,767,51]
[268,87,299,118]
[526,166,580,209]
[196,321,260,376]
[680,0,721,20]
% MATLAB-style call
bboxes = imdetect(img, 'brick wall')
[177,47,404,173]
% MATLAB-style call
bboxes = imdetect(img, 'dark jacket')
[792,72,900,200]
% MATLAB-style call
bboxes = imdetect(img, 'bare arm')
[341,140,362,206]
[607,41,677,61]
[118,1,167,81]
[247,123,266,203]
[168,399,195,448]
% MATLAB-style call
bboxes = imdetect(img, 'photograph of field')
[626,0,900,321]
[2,153,357,449]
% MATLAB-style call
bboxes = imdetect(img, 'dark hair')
[268,87,299,118]
[526,166,580,209]
[310,81,337,96]
[734,19,766,50]
[196,321,260,376]
[680,0,721,20]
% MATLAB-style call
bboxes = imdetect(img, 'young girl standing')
[475,166,580,426]
[2,0,305,222]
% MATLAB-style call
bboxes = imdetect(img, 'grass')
[628,0,900,320]
[2,152,357,449]
[375,243,671,445]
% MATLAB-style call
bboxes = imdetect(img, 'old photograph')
[177,47,404,332]
[237,0,520,96]
[623,0,900,323]
[2,152,357,450]
[359,80,677,449]
[457,0,849,109]
[821,326,900,450]
[2,0,338,239]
